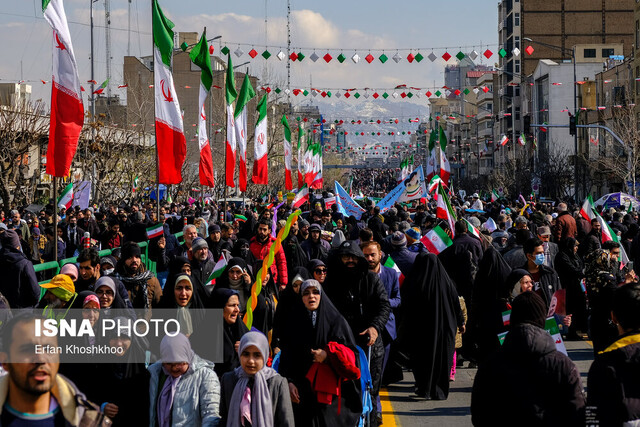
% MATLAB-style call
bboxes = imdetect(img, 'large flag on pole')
[426,129,438,181]
[297,125,304,189]
[43,0,84,177]
[439,127,451,185]
[251,94,268,185]
[225,53,238,188]
[282,116,293,190]
[292,184,309,208]
[311,145,323,189]
[152,0,186,184]
[189,29,214,187]
[235,74,256,192]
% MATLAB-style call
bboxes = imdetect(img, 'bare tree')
[0,100,48,206]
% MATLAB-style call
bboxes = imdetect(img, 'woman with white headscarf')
[219,331,294,426]
[148,333,221,426]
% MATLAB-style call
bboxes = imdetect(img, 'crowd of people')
[0,187,638,426]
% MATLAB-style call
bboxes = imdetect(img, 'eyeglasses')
[302,289,321,296]
[96,289,114,297]
[314,268,327,274]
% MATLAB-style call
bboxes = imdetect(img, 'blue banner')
[376,181,406,214]
[334,181,366,219]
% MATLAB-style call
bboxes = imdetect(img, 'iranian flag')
[439,148,451,186]
[311,146,323,189]
[463,218,482,240]
[92,78,109,94]
[427,175,442,193]
[421,224,452,255]
[426,129,438,181]
[235,74,256,192]
[207,255,228,286]
[153,0,186,184]
[292,184,309,208]
[57,182,73,209]
[595,210,630,265]
[399,158,409,182]
[132,176,139,193]
[383,256,405,286]
[304,144,315,186]
[580,195,595,221]
[189,29,214,187]
[146,223,164,239]
[282,115,293,190]
[324,197,336,209]
[436,182,457,237]
[518,133,527,146]
[43,0,84,178]
[491,189,500,202]
[251,94,268,185]
[499,135,509,146]
[225,53,238,188]
[297,125,304,189]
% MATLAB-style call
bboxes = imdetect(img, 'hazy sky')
[1,0,498,110]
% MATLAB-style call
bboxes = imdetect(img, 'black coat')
[588,332,640,426]
[472,323,585,426]
[439,233,484,301]
[519,263,562,308]
[0,247,39,308]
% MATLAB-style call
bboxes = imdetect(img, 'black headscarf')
[230,238,257,268]
[236,212,257,241]
[283,233,309,272]
[510,291,547,329]
[469,246,512,362]
[397,252,461,399]
[272,267,310,349]
[209,288,248,378]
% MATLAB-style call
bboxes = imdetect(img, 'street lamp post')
[524,38,579,202]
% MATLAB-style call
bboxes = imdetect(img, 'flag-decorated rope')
[244,209,302,329]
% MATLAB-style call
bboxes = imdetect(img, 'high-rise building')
[497,0,634,174]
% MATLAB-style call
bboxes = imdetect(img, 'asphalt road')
[379,338,595,426]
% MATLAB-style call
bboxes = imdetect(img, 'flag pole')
[152,0,161,224]
[52,177,58,263]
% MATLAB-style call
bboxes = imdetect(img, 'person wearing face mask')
[230,238,257,269]
[76,249,133,308]
[520,237,561,308]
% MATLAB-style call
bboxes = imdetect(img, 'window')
[515,59,521,74]
[515,36,520,49]
[602,48,615,58]
[515,86,520,97]
[515,107,521,121]
[584,48,597,58]
[514,13,520,26]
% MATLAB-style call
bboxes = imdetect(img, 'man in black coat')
[61,214,85,258]
[324,241,390,425]
[439,220,483,304]
[0,229,39,308]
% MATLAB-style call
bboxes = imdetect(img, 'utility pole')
[104,0,112,104]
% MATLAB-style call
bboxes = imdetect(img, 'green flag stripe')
[152,0,175,68]
[225,53,237,105]
[234,74,256,117]
[189,30,213,90]
[281,115,291,141]
[256,94,267,123]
